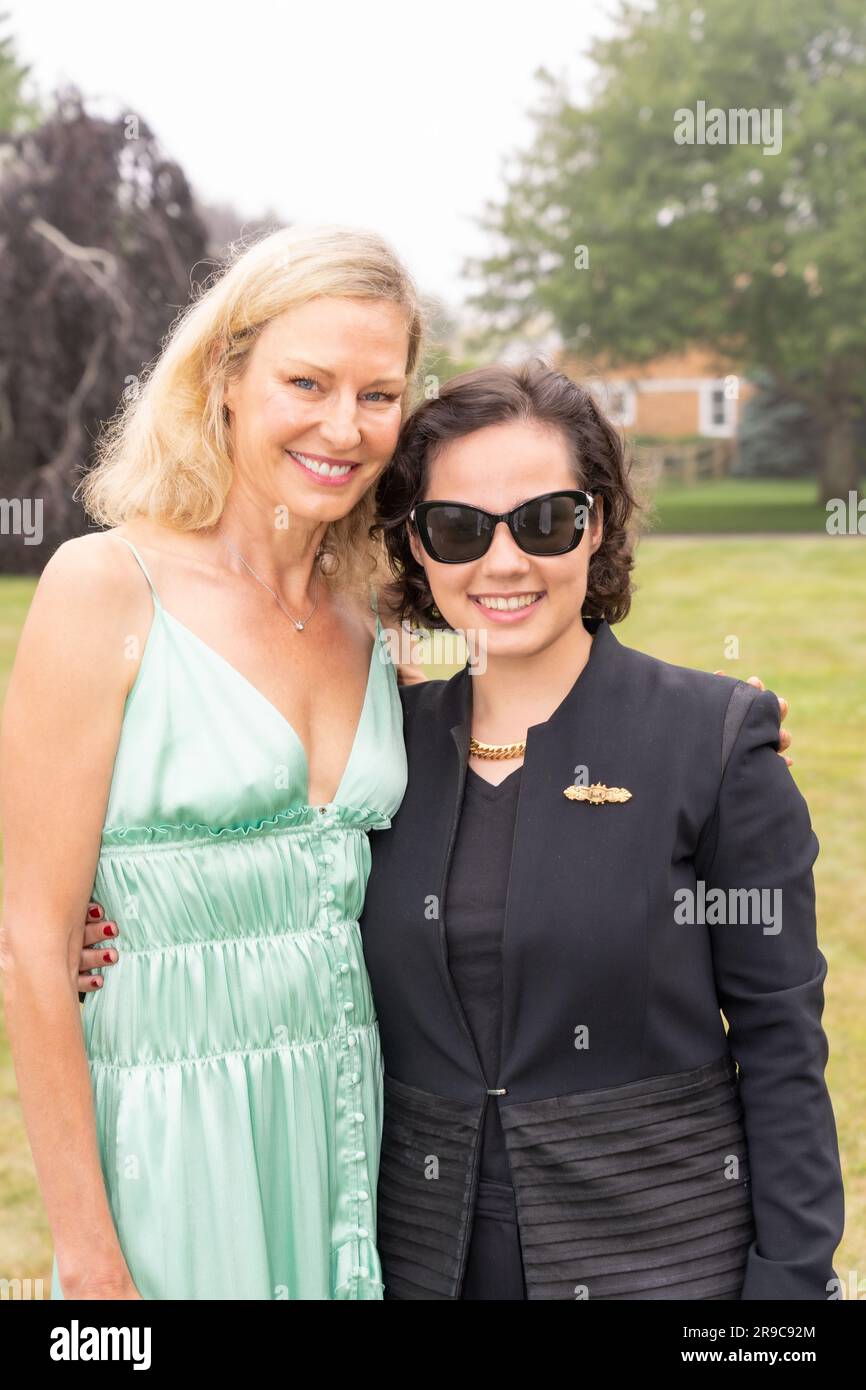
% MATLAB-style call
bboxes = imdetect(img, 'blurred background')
[0,0,863,1297]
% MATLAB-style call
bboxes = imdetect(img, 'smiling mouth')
[286,449,361,479]
[471,592,545,612]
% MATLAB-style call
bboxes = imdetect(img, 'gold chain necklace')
[469,737,527,761]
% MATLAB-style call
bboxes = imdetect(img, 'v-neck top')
[443,763,523,1185]
[53,534,407,1302]
[104,540,405,828]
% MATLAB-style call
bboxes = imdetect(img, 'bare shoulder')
[16,531,153,693]
[39,529,144,602]
[1,534,148,894]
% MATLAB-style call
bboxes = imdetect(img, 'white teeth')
[289,450,354,478]
[475,593,542,611]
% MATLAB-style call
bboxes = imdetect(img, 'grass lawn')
[624,538,866,1297]
[1,536,864,1294]
[646,476,854,534]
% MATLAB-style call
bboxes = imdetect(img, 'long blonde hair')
[78,223,428,584]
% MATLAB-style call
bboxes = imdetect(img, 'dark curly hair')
[372,359,643,629]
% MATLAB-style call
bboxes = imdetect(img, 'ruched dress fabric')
[51,537,407,1300]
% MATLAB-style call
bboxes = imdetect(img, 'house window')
[600,381,636,427]
[699,380,737,437]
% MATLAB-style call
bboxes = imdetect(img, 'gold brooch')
[563,782,632,805]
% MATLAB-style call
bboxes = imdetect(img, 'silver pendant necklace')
[223,539,320,632]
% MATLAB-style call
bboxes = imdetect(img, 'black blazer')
[360,617,844,1300]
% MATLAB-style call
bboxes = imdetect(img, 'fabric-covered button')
[347,1034,357,1046]
[357,1227,369,1238]
[353,1112,365,1123]
[338,963,349,974]
[324,890,335,903]
[351,1073,361,1085]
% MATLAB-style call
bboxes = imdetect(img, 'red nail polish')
[103,924,115,936]
[103,952,113,963]
[88,906,102,920]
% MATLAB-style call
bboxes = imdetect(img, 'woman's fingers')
[81,945,118,969]
[79,901,119,988]
[745,676,793,763]
[78,969,105,991]
[713,674,793,765]
[778,725,794,767]
[84,912,118,947]
[77,946,119,990]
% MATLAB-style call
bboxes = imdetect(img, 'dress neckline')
[115,531,382,809]
[144,603,380,811]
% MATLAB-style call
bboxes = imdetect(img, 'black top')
[443,763,522,1184]
[362,619,844,1300]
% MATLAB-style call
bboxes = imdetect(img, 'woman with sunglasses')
[360,361,844,1301]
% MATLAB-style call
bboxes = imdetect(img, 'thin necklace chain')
[222,538,320,633]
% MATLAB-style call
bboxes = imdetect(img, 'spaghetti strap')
[116,535,162,608]
[369,585,380,619]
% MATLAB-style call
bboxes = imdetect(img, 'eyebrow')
[281,358,406,387]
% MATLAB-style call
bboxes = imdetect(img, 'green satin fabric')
[51,537,407,1299]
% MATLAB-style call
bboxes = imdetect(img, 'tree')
[197,198,282,261]
[466,0,866,501]
[0,89,209,570]
[734,373,819,478]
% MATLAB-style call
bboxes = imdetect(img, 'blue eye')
[288,377,397,402]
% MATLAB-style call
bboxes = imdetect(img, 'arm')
[696,686,844,1300]
[0,537,145,1298]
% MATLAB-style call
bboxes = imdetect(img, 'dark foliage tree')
[0,88,209,571]
[734,373,820,478]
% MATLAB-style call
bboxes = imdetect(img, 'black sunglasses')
[409,489,595,564]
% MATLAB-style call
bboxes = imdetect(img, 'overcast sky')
[6,0,613,311]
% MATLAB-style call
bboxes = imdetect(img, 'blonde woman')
[0,225,423,1300]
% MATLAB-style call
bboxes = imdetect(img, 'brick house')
[559,346,755,439]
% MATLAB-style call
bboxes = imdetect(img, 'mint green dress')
[51,537,407,1300]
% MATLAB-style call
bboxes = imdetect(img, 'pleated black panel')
[377,1073,485,1299]
[499,1053,755,1300]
